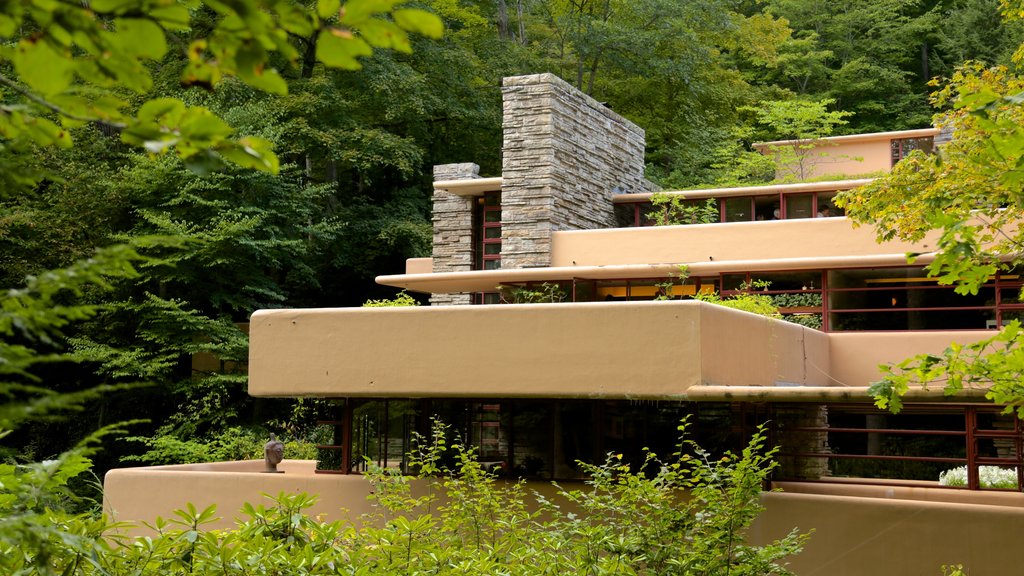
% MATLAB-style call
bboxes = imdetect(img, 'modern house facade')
[105,74,1024,575]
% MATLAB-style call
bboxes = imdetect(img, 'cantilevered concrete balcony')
[248,301,832,399]
[378,217,945,294]
[249,300,999,400]
[549,216,939,268]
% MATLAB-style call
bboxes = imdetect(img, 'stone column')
[500,74,647,269]
[775,404,830,480]
[430,163,477,306]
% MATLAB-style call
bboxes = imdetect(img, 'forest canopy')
[2,0,1024,480]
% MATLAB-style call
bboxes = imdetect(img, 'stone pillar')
[775,404,830,480]
[430,163,477,306]
[500,74,647,269]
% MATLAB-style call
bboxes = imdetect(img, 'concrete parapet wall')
[248,301,828,399]
[550,217,941,268]
[828,331,996,387]
[753,489,1024,575]
[104,460,1024,575]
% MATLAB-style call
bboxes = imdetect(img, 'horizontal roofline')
[683,385,991,403]
[753,127,939,150]
[613,178,874,203]
[433,177,503,196]
[376,252,937,294]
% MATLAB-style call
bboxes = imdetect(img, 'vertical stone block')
[430,163,478,306]
[500,74,647,269]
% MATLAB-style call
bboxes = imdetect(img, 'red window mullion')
[966,407,980,490]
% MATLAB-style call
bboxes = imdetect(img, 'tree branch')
[0,73,127,130]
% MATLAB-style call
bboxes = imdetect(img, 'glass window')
[595,280,630,301]
[723,197,752,222]
[752,271,821,292]
[785,194,814,219]
[816,192,844,217]
[350,400,419,473]
[754,195,779,221]
[721,273,748,291]
[891,137,935,166]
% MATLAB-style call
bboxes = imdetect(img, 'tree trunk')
[920,42,929,81]
[516,0,527,45]
[497,0,510,40]
[301,34,317,79]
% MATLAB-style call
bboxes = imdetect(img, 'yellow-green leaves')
[317,29,374,69]
[120,98,279,173]
[315,0,444,67]
[0,0,443,174]
[12,40,72,96]
[112,18,168,60]
[318,0,341,19]
[393,9,444,39]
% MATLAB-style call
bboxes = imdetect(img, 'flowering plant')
[939,466,1019,489]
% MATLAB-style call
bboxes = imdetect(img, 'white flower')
[938,466,1018,489]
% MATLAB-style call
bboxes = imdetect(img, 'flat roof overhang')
[433,177,503,197]
[613,178,874,203]
[685,385,991,403]
[752,127,940,150]
[376,252,936,294]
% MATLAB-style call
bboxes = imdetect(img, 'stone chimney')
[429,163,478,306]
[500,74,647,269]
[427,74,648,305]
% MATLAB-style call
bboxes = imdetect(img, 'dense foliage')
[1,421,807,575]
[838,0,1024,416]
[2,0,1024,517]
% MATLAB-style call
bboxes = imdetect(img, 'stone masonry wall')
[500,74,647,269]
[430,163,477,306]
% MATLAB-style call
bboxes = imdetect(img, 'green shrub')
[1,420,808,575]
[362,290,420,307]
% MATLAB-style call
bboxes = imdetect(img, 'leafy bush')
[695,290,782,318]
[771,292,823,308]
[649,193,719,226]
[499,282,568,303]
[939,466,1019,489]
[123,426,319,465]
[782,314,823,330]
[1,420,808,575]
[362,291,420,307]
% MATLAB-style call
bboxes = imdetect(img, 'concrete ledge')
[248,301,829,398]
[753,488,1024,575]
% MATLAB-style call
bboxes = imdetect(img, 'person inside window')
[817,205,833,218]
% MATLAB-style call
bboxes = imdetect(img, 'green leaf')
[114,18,168,60]
[150,4,191,30]
[316,29,372,70]
[276,1,314,36]
[392,9,444,38]
[318,0,341,19]
[234,42,288,95]
[13,40,72,96]
[90,0,140,13]
[357,19,410,52]
[218,136,280,173]
[137,98,186,124]
[23,116,72,148]
[0,13,19,37]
